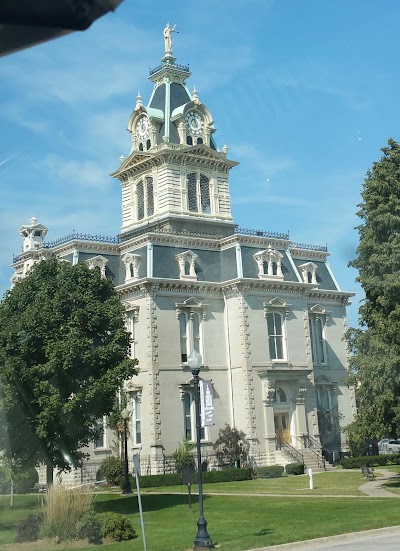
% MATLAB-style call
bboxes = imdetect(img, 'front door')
[274,413,290,445]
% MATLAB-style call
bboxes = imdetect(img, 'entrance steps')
[276,447,336,473]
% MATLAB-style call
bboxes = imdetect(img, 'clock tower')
[111,35,238,239]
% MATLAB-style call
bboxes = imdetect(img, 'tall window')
[187,172,211,214]
[182,391,205,441]
[183,393,192,439]
[136,177,154,220]
[309,316,326,364]
[132,395,141,445]
[267,312,284,360]
[95,417,106,449]
[179,312,201,362]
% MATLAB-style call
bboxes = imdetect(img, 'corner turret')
[19,217,48,252]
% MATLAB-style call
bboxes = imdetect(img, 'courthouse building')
[11,30,356,479]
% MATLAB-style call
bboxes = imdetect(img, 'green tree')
[213,424,249,467]
[0,258,137,482]
[172,439,195,474]
[346,138,400,447]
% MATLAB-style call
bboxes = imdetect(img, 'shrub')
[173,439,195,474]
[285,462,304,475]
[202,468,253,483]
[97,512,136,542]
[77,511,102,544]
[14,468,39,494]
[213,424,249,467]
[255,466,284,479]
[340,454,400,469]
[101,456,123,486]
[0,465,38,495]
[41,485,93,541]
[130,467,253,488]
[130,473,182,488]
[15,513,44,543]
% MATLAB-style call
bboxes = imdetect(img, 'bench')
[361,465,374,479]
[32,482,47,493]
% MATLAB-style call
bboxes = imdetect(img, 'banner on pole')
[199,380,214,426]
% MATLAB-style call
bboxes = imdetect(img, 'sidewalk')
[245,525,400,551]
[359,467,400,497]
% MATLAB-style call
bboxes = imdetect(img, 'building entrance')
[274,413,290,445]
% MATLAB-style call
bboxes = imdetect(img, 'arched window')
[272,262,278,276]
[197,137,203,145]
[267,312,284,360]
[136,178,154,220]
[309,316,326,364]
[200,174,211,213]
[146,177,154,217]
[278,388,287,402]
[139,143,144,151]
[146,139,151,150]
[187,172,212,214]
[183,393,192,439]
[179,311,202,362]
[187,173,197,212]
[187,136,193,145]
[182,391,205,441]
[180,315,188,363]
[137,181,144,220]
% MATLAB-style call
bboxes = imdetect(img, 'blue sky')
[1,0,400,327]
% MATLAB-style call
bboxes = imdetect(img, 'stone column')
[263,380,276,464]
[295,386,308,447]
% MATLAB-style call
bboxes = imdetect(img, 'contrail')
[0,156,13,167]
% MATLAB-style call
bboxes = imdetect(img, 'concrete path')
[358,468,400,497]
[246,525,400,551]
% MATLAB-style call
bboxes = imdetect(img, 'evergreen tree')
[347,138,400,446]
[0,258,137,482]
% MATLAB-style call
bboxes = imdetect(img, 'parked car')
[378,438,391,453]
[385,440,400,454]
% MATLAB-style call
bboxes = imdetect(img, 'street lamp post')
[187,350,213,549]
[121,408,132,495]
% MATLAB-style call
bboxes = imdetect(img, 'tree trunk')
[46,461,54,485]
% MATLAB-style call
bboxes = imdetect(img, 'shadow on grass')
[93,492,209,514]
[254,528,273,536]
[383,479,400,489]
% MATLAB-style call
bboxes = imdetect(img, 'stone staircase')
[276,447,336,472]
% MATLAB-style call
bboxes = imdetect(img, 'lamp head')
[121,408,130,420]
[187,350,202,374]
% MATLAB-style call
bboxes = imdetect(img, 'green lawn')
[141,471,366,496]
[1,471,400,551]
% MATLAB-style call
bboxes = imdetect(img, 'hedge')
[285,462,305,475]
[129,468,254,488]
[340,454,400,469]
[255,466,284,479]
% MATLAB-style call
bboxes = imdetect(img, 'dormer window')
[254,244,284,279]
[175,250,198,280]
[187,172,211,214]
[86,255,108,278]
[299,262,318,284]
[122,253,141,282]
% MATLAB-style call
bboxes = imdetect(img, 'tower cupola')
[112,25,237,237]
[19,217,48,252]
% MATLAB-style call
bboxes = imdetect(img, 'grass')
[140,471,366,496]
[1,471,400,551]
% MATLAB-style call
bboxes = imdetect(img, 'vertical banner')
[199,380,214,426]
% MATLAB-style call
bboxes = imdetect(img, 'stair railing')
[291,435,325,469]
[303,435,334,466]
[277,437,304,464]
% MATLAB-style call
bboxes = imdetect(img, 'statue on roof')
[163,23,176,55]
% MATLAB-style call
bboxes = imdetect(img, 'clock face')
[185,111,203,136]
[136,115,149,139]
